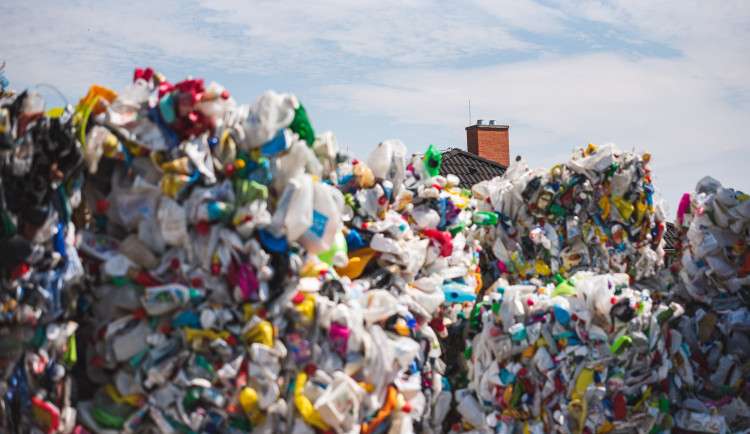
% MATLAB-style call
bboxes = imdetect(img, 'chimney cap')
[466,122,509,130]
[489,120,496,125]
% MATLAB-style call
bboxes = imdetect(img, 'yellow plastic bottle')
[239,387,266,426]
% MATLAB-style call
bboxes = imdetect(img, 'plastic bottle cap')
[201,309,217,329]
[610,297,617,304]
[96,198,110,213]
[197,220,210,235]
[191,277,203,288]
[305,364,317,375]
[225,164,235,177]
[133,309,145,320]
[46,323,61,341]
[49,363,66,382]
[292,292,305,304]
[170,258,180,269]
[221,90,230,100]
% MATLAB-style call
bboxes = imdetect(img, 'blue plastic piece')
[499,368,516,384]
[442,376,451,391]
[172,311,201,329]
[261,129,288,156]
[249,159,272,185]
[345,229,368,251]
[554,305,570,325]
[54,222,66,259]
[149,106,179,149]
[259,229,288,253]
[442,282,476,303]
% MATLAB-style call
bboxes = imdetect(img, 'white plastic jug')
[298,182,345,255]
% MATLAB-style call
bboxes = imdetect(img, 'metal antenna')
[468,99,471,126]
[35,83,69,107]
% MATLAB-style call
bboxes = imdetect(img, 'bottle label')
[309,210,328,239]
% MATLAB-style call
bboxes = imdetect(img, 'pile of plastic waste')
[461,272,687,433]
[1,84,86,431]
[58,68,487,433]
[470,145,669,285]
[2,63,748,434]
[666,177,750,432]
[436,146,695,432]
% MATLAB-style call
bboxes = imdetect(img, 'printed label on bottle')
[309,210,328,239]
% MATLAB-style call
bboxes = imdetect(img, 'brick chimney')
[466,120,510,166]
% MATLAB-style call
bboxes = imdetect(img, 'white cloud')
[2,0,748,208]
[467,0,568,34]
[200,0,537,66]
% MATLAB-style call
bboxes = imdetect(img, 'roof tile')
[439,148,507,190]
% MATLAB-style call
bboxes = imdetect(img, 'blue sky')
[2,0,749,214]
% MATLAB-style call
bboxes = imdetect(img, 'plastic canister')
[313,375,363,430]
[298,182,345,255]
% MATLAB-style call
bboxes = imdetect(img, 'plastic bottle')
[119,235,159,270]
[141,284,205,316]
[317,230,348,267]
[283,174,314,242]
[456,392,486,429]
[423,144,442,178]
[370,233,403,255]
[298,182,345,255]
[366,139,407,181]
[240,90,296,149]
[313,373,364,431]
[473,211,498,226]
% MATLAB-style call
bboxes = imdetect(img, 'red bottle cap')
[292,292,305,304]
[96,198,110,213]
[197,220,210,235]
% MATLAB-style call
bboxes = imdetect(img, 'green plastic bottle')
[473,211,498,226]
[423,144,442,177]
[289,99,315,147]
[551,273,576,297]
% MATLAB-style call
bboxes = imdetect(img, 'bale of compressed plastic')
[470,145,669,286]
[1,84,86,433]
[69,68,480,434]
[440,145,690,433]
[667,177,750,432]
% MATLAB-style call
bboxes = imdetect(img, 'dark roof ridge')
[442,148,508,170]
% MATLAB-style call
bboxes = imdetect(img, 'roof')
[440,148,507,190]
